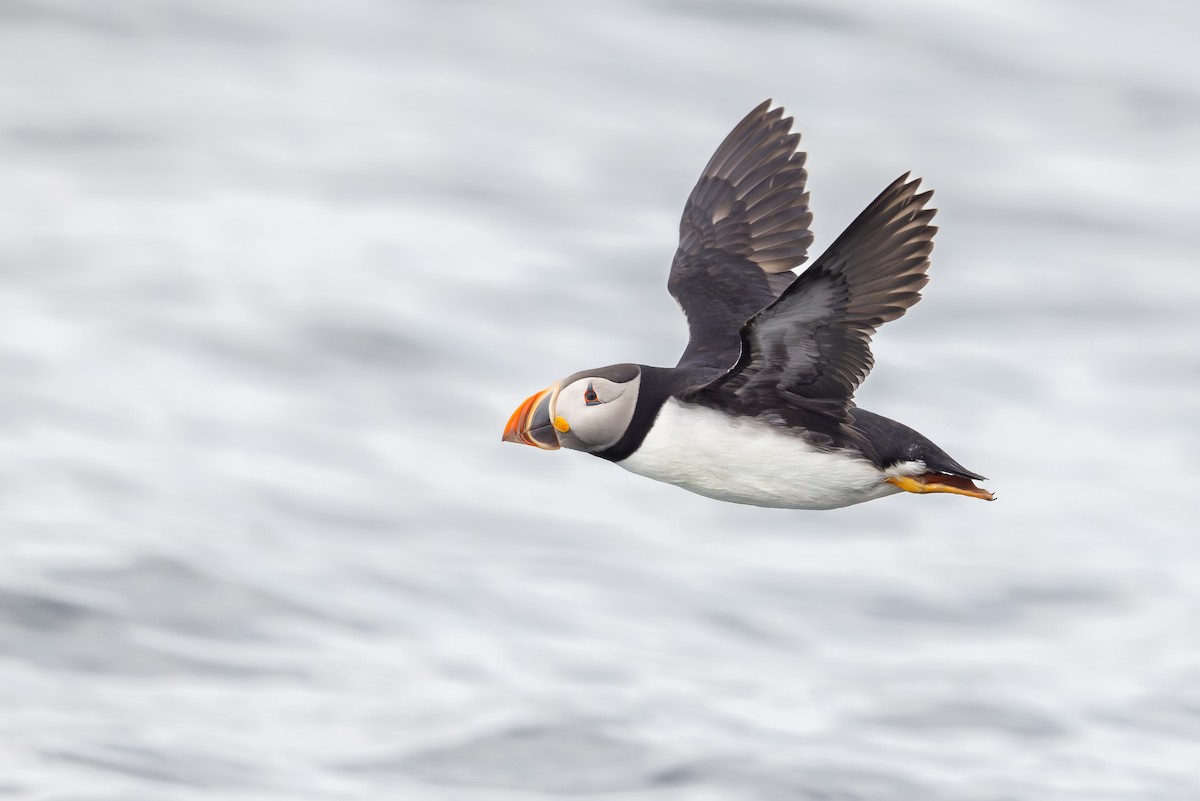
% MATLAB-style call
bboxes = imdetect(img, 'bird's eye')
[584,383,601,406]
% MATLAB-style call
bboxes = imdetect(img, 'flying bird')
[503,101,993,509]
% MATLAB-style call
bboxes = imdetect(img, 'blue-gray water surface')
[2,1,1199,798]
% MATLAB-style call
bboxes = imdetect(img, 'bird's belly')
[617,399,899,510]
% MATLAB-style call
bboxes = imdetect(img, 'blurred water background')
[2,1,1199,798]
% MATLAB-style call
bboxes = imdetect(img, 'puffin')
[502,100,993,509]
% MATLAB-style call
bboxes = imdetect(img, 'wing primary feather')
[705,109,787,182]
[669,101,817,370]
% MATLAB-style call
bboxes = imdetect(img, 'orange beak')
[502,383,561,450]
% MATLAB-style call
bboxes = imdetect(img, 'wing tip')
[681,100,813,275]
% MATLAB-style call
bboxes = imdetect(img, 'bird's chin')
[502,383,561,450]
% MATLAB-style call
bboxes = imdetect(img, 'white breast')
[618,398,907,510]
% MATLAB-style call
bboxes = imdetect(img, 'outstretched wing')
[669,100,813,370]
[689,174,936,434]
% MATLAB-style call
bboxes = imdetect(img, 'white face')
[553,370,642,453]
